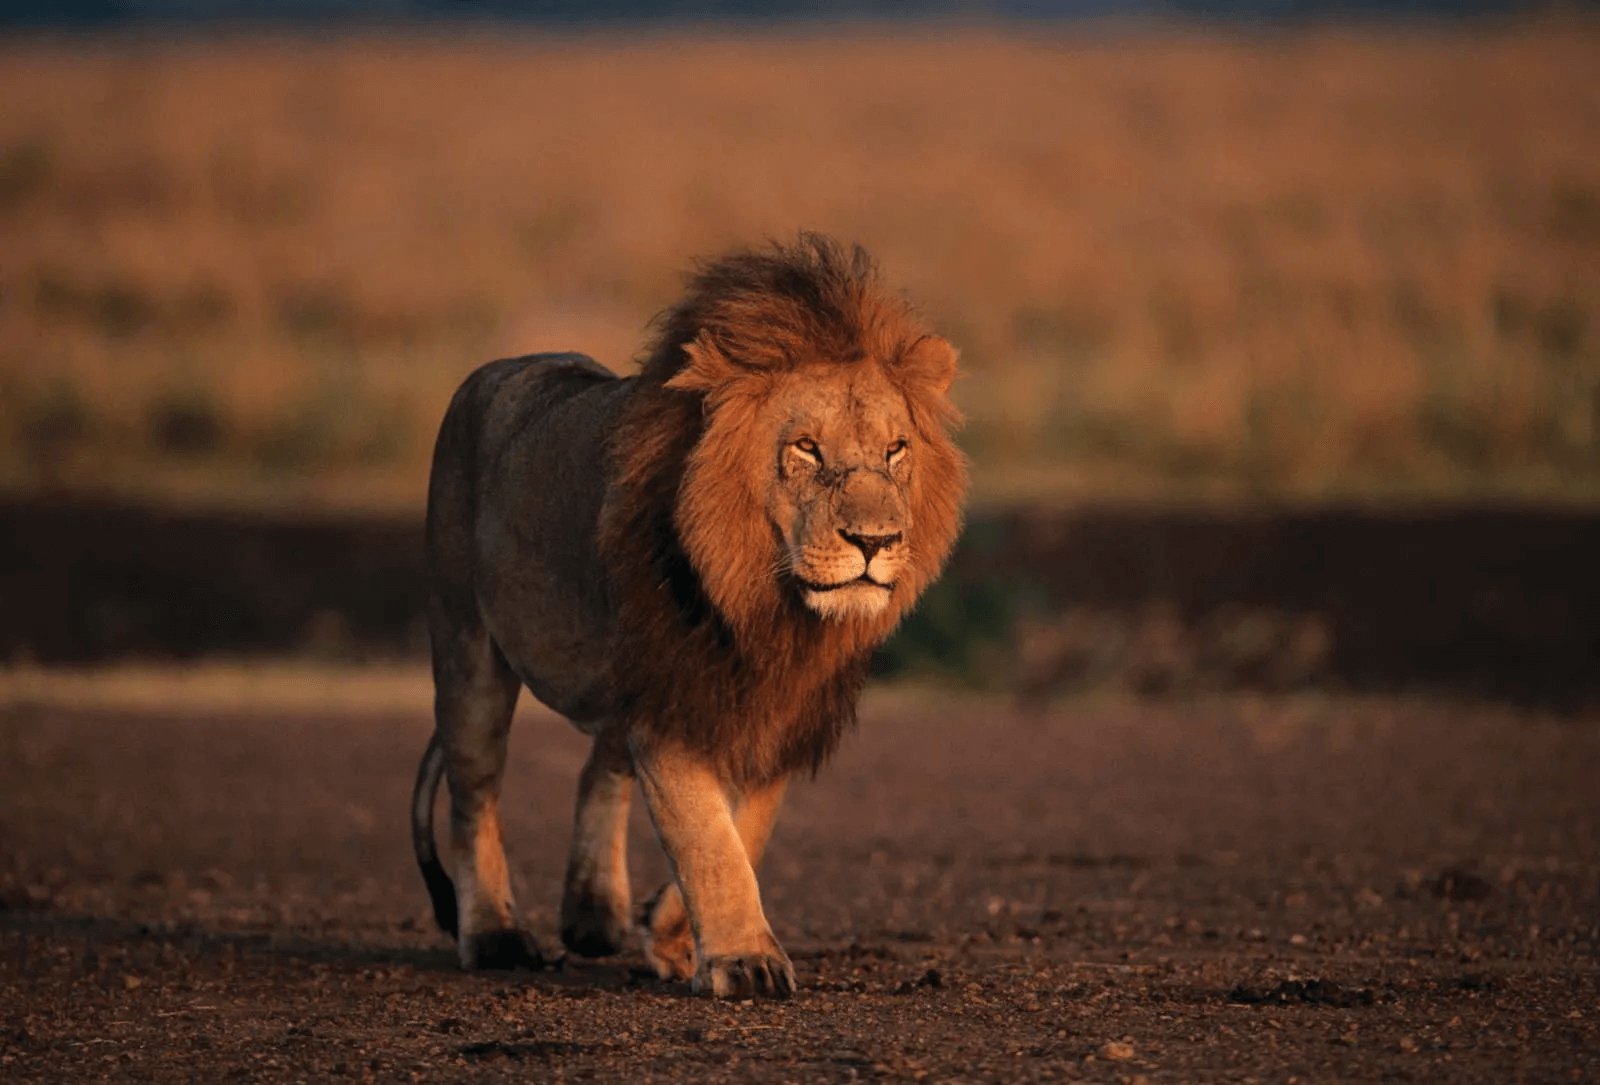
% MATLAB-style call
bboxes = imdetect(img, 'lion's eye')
[792,437,821,463]
[886,439,908,464]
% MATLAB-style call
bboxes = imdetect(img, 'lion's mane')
[597,234,966,785]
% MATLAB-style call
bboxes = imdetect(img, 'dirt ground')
[2,686,1597,1082]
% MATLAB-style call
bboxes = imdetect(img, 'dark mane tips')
[639,232,900,387]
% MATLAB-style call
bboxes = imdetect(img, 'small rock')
[1100,1040,1135,1061]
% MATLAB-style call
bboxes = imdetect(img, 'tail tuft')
[421,857,458,936]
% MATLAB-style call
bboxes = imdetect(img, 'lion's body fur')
[412,234,966,991]
[425,352,630,725]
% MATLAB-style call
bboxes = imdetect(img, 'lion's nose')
[839,529,902,561]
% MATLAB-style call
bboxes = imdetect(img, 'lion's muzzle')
[794,526,906,619]
[787,469,912,620]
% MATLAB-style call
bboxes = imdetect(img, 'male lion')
[410,234,966,998]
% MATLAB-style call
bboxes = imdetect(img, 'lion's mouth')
[799,575,894,594]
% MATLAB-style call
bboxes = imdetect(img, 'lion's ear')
[897,335,959,396]
[665,330,739,394]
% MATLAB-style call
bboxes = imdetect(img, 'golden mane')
[598,234,966,785]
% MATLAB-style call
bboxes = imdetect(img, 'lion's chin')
[801,581,892,621]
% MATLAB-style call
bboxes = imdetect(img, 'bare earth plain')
[2,685,1597,1082]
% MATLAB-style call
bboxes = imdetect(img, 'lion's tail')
[411,730,458,937]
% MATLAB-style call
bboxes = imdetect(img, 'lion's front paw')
[639,882,694,981]
[693,948,796,1000]
[459,928,548,971]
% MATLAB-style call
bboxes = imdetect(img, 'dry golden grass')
[1,23,1596,509]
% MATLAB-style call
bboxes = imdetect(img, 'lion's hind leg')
[434,625,544,970]
[559,726,635,958]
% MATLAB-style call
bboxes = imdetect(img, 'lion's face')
[667,323,963,641]
[763,364,915,620]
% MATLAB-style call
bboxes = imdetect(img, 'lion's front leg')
[632,742,793,998]
[641,775,789,984]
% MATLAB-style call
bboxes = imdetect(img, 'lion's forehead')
[768,365,909,450]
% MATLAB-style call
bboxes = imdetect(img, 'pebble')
[1100,1040,1135,1060]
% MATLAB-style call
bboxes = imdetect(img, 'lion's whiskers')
[768,550,797,580]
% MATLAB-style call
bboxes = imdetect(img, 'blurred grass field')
[1,22,1597,512]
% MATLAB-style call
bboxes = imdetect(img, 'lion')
[410,233,966,998]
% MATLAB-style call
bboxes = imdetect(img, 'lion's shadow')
[0,906,685,997]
